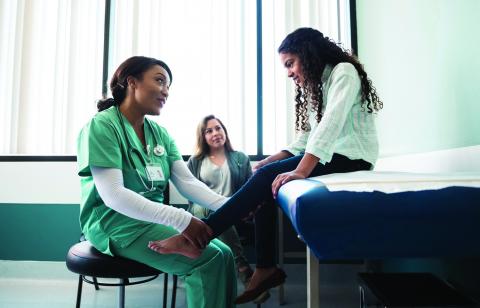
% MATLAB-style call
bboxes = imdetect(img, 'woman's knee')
[216,238,234,254]
[201,240,231,260]
[254,162,280,183]
[257,155,301,179]
[210,239,234,263]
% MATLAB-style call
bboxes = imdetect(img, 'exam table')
[276,170,480,307]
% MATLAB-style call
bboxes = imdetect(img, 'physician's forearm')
[91,166,192,232]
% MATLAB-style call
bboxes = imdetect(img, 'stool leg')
[118,279,126,308]
[278,207,285,305]
[163,273,169,308]
[359,286,365,308]
[171,275,178,308]
[76,275,83,308]
[92,277,99,290]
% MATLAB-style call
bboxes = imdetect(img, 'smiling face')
[279,52,304,87]
[204,118,226,150]
[129,64,170,116]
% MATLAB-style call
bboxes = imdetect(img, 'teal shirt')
[77,106,182,255]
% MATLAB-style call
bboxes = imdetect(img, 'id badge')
[146,164,165,181]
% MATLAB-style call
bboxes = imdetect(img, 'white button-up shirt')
[284,62,379,165]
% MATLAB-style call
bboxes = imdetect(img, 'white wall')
[357,0,480,157]
[0,161,186,204]
[0,161,79,204]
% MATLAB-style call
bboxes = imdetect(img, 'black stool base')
[358,272,479,308]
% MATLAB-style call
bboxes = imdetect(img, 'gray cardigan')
[187,151,252,199]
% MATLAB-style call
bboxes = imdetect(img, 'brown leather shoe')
[234,268,287,304]
[253,290,271,304]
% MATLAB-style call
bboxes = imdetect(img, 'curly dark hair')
[278,27,383,131]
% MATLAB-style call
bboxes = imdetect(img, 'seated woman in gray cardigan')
[186,115,269,303]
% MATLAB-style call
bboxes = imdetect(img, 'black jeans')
[204,153,372,267]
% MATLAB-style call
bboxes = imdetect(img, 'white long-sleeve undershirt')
[91,160,227,233]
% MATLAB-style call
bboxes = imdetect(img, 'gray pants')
[189,204,250,270]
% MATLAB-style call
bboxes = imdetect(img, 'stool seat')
[67,241,161,278]
[66,240,177,308]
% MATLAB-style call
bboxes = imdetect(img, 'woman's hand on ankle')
[182,216,213,249]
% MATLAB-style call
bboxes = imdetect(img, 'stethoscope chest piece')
[153,145,165,156]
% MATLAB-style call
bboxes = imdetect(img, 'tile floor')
[0,260,364,307]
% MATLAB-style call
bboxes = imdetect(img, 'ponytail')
[96,97,116,112]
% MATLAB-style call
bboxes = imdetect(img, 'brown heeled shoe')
[234,268,287,304]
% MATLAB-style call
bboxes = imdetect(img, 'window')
[0,0,352,156]
[108,0,257,155]
[0,0,105,154]
[261,0,352,154]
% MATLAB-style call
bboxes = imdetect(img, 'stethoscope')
[116,106,165,192]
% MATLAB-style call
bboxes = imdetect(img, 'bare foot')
[148,235,202,259]
[246,267,278,291]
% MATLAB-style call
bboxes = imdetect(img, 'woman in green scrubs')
[77,56,236,308]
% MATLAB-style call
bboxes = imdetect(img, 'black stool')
[358,272,478,307]
[66,240,177,308]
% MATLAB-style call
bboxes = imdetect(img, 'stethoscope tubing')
[116,106,161,167]
[115,106,163,192]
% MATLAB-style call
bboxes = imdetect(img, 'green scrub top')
[77,106,182,255]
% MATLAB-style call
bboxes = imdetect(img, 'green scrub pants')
[110,224,237,308]
[190,204,250,271]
